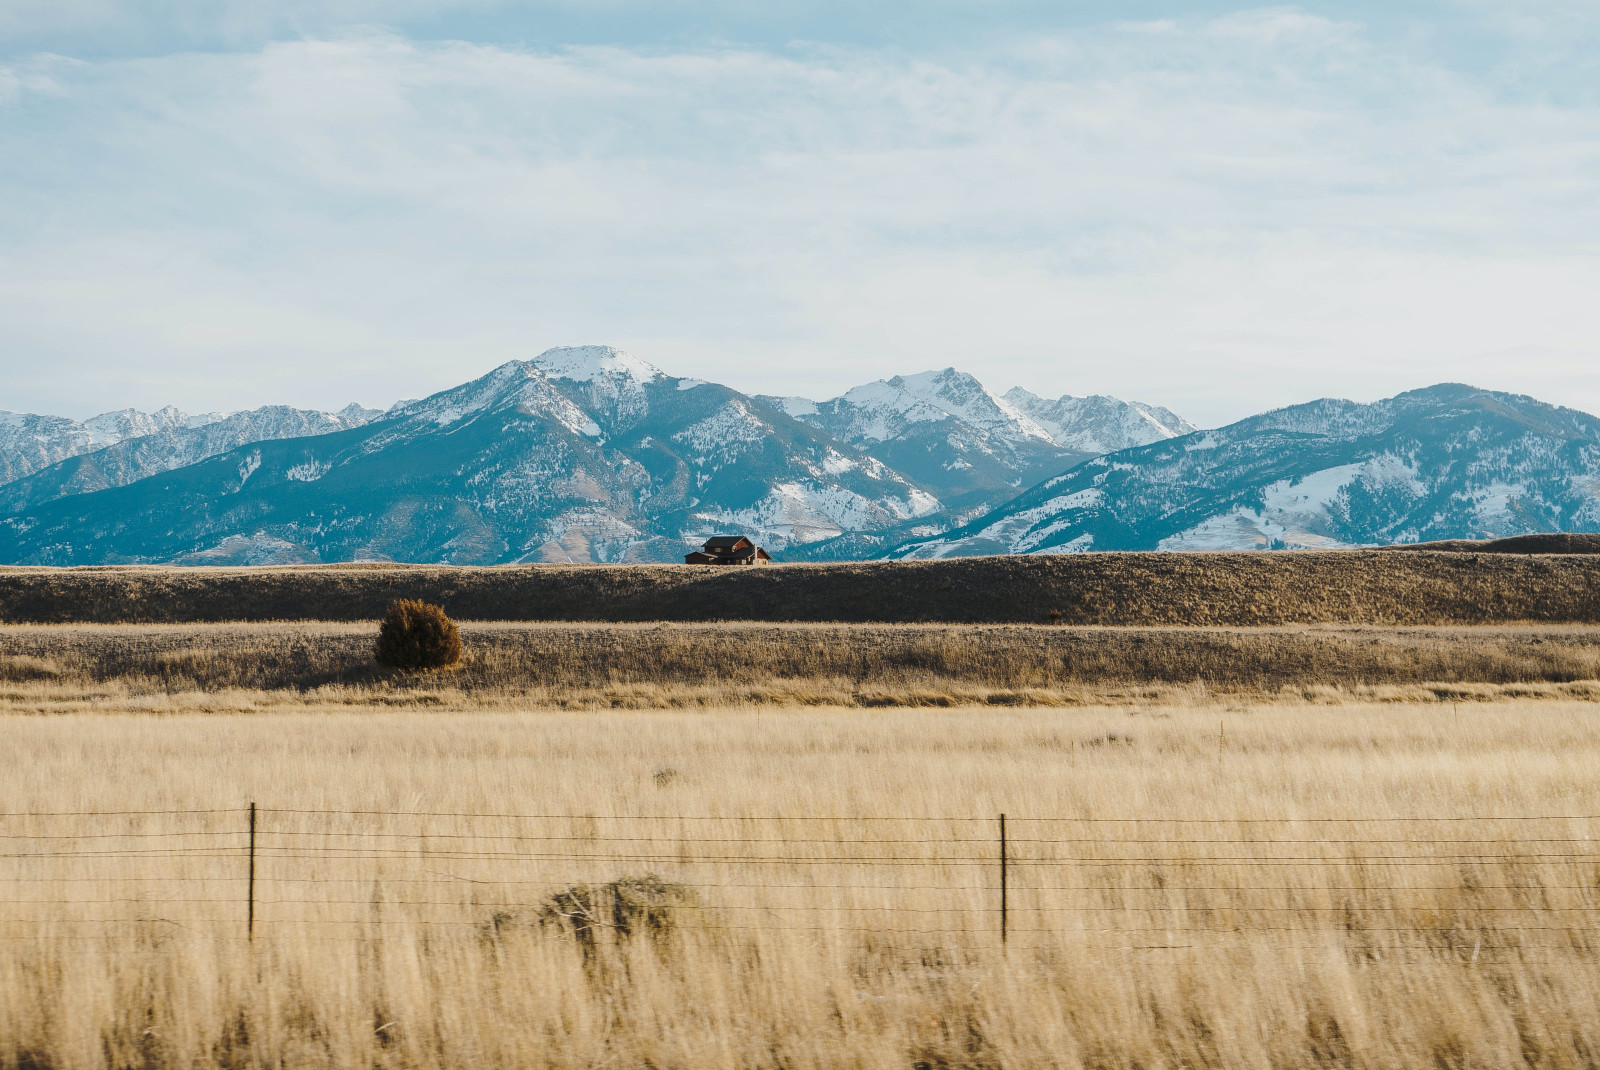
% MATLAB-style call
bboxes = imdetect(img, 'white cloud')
[0,13,1598,425]
[1205,9,1354,45]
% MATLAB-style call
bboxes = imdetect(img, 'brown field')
[4,621,1600,708]
[2,549,1599,625]
[6,557,1600,1069]
[6,699,1600,1069]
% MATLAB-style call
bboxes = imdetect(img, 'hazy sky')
[3,2,1598,427]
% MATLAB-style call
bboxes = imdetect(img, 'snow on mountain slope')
[531,344,663,384]
[1003,389,1197,454]
[785,368,1052,447]
[391,360,603,437]
[81,406,190,447]
[689,480,940,548]
[757,368,1198,557]
[0,348,940,565]
[1155,456,1424,551]
[823,379,953,443]
[757,368,1096,519]
[0,403,379,489]
[671,400,772,470]
[889,384,1600,558]
[890,369,1055,444]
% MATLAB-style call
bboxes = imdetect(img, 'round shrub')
[375,600,462,671]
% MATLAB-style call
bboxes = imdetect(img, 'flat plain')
[6,699,1600,1069]
[5,555,1600,1069]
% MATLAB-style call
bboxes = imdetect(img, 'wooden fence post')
[1000,813,1008,947]
[248,802,256,941]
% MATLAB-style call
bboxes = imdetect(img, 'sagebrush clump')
[532,874,703,951]
[374,600,462,671]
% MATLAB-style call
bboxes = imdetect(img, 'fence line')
[1,806,1598,953]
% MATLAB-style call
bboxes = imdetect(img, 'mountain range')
[889,384,1600,557]
[0,348,1189,565]
[757,370,1192,520]
[0,404,383,515]
[1,353,1593,566]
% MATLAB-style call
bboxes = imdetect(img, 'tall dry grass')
[5,700,1600,1068]
[4,622,1600,708]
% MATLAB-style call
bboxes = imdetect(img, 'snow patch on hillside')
[691,479,938,548]
[1157,457,1424,550]
[170,532,317,566]
[1462,482,1530,533]
[771,396,817,417]
[895,486,942,519]
[690,483,876,546]
[817,449,859,476]
[944,487,1108,555]
[1034,533,1094,554]
[672,401,770,466]
[527,506,654,564]
[237,451,261,487]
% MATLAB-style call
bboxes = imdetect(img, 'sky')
[2,2,1599,428]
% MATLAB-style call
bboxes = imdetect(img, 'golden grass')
[4,622,1600,712]
[2,550,1599,625]
[6,698,1600,1068]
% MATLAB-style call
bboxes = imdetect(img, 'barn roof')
[703,535,753,551]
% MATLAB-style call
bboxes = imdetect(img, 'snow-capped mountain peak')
[891,368,1055,445]
[0,347,950,565]
[1003,388,1199,454]
[752,367,1200,557]
[532,345,664,384]
[81,406,189,448]
[834,378,952,441]
[393,361,602,437]
[0,401,382,493]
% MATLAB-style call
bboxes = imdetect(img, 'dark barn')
[685,535,773,565]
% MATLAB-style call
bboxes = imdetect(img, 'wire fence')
[2,807,1599,954]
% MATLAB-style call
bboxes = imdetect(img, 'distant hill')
[888,384,1600,557]
[1383,533,1600,554]
[1,551,1597,625]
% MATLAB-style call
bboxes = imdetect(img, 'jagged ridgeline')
[891,384,1600,557]
[2,356,1597,566]
[0,348,1189,565]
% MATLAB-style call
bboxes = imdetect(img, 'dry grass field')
[4,621,1600,709]
[5,699,1600,1069]
[2,550,1599,625]
[4,558,1600,1069]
